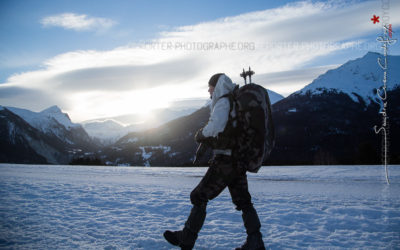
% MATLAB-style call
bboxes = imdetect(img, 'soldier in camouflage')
[164,74,266,250]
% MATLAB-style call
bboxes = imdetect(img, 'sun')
[67,83,205,123]
[126,89,171,114]
[68,87,173,122]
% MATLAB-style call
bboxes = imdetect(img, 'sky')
[0,0,399,122]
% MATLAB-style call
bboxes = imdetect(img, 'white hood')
[211,74,237,110]
[202,74,237,138]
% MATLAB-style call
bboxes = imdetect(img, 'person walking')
[164,73,266,250]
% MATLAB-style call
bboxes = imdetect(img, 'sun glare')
[68,87,175,122]
[125,89,171,114]
[66,80,208,123]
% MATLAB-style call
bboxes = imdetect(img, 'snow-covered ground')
[0,164,399,249]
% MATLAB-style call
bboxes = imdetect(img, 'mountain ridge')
[296,52,400,104]
[0,105,96,164]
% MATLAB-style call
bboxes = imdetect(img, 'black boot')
[164,205,206,249]
[236,205,265,250]
[164,229,196,250]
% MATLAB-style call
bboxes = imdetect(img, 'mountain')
[83,119,128,146]
[0,105,96,164]
[268,52,400,165]
[7,105,79,131]
[99,107,210,166]
[0,107,67,164]
[297,52,400,103]
[82,107,199,145]
[5,105,92,146]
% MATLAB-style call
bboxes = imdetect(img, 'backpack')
[224,69,275,173]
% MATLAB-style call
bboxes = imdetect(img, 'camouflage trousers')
[190,154,252,211]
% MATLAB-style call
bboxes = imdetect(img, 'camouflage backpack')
[227,69,275,173]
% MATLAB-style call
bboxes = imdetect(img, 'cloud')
[0,84,68,111]
[3,0,400,121]
[40,13,116,31]
[0,86,32,98]
[51,56,205,92]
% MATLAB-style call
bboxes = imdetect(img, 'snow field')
[0,164,399,249]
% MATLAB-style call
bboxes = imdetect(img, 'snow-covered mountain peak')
[40,105,62,114]
[83,119,125,130]
[39,106,77,130]
[6,105,79,133]
[82,119,128,145]
[296,52,400,104]
[102,119,125,127]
